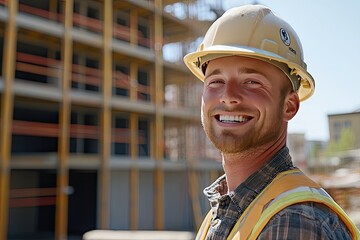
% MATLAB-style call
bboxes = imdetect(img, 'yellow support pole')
[188,168,203,230]
[49,0,57,21]
[55,0,72,239]
[130,113,139,230]
[130,63,138,101]
[130,9,138,46]
[99,0,113,229]
[154,0,164,230]
[0,1,17,239]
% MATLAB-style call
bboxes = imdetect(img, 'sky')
[221,0,360,141]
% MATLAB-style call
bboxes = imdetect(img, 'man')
[184,4,359,239]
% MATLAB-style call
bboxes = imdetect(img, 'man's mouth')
[216,115,251,123]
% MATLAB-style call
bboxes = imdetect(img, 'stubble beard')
[204,124,259,154]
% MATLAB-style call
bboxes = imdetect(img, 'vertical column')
[188,169,202,229]
[130,9,138,46]
[128,16,142,230]
[0,1,17,239]
[99,0,113,229]
[55,0,72,239]
[129,63,138,101]
[154,0,164,230]
[130,113,138,229]
[49,0,58,21]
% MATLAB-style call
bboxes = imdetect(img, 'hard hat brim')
[184,45,315,101]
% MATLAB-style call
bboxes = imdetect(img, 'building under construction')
[0,0,224,239]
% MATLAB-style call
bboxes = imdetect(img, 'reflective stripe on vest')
[195,169,360,240]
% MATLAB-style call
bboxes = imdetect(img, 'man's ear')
[283,91,300,122]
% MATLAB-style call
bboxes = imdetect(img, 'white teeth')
[219,115,249,123]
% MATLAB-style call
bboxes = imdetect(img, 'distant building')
[328,109,360,149]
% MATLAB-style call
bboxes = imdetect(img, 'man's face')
[201,56,295,154]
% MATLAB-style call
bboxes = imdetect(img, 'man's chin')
[211,135,252,154]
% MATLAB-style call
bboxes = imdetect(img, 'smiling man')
[184,4,359,240]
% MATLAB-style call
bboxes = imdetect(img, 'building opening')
[68,170,97,237]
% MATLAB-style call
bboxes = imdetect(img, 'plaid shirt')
[203,147,352,239]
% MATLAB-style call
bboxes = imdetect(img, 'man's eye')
[210,80,223,84]
[246,80,260,84]
[206,79,224,86]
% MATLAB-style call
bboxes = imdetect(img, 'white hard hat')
[184,5,315,101]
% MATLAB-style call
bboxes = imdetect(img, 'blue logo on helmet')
[280,28,291,46]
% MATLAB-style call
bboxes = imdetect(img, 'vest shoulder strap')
[228,169,320,239]
[248,190,360,239]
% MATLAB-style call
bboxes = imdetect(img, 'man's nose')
[220,81,242,104]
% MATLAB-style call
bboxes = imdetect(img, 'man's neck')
[222,138,286,193]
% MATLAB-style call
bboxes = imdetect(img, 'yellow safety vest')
[196,169,360,240]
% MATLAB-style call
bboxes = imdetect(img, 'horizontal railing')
[11,120,146,143]
[18,2,63,22]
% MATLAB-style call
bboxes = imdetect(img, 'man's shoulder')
[258,202,352,239]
